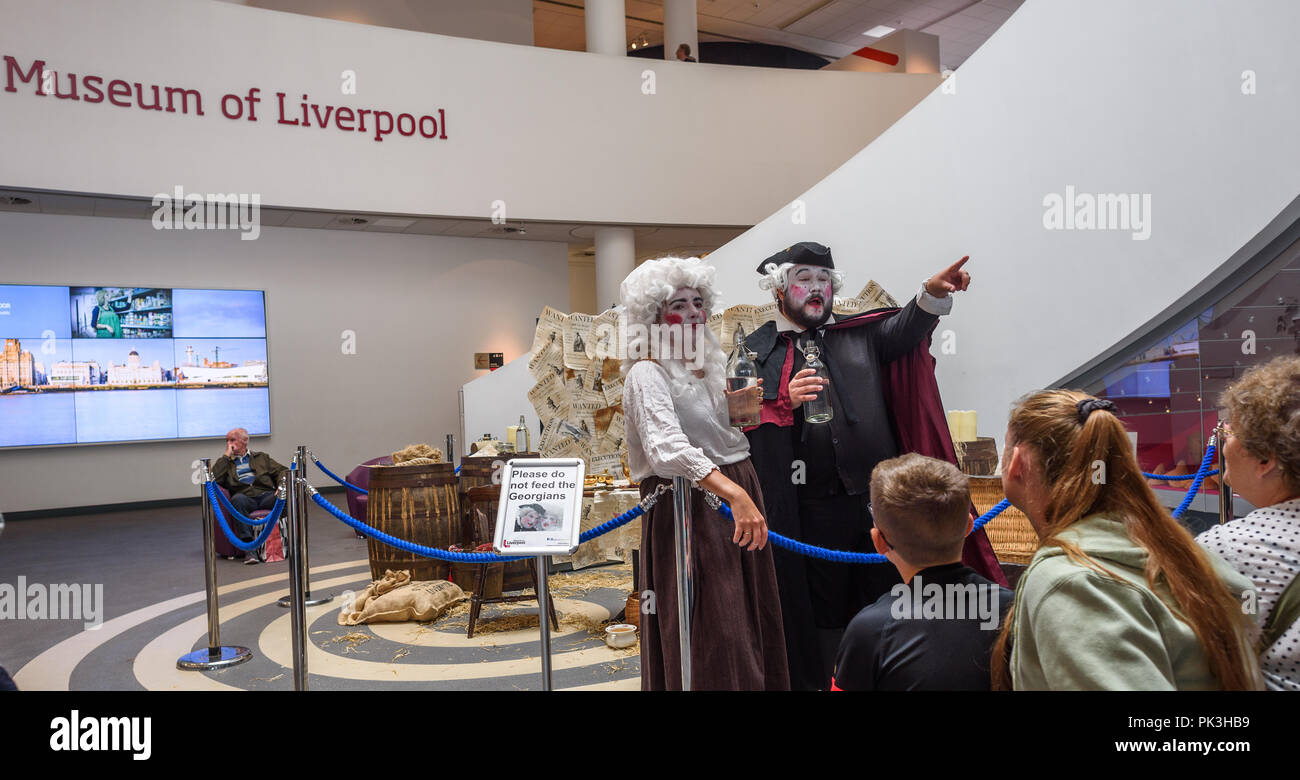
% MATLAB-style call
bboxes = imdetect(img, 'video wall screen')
[0,284,270,448]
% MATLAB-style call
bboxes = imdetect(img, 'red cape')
[831,308,1007,586]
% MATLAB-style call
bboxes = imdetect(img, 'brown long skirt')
[639,459,790,690]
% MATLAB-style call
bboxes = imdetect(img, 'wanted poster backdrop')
[527,286,906,484]
[494,458,586,555]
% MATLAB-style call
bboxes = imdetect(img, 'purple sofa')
[345,456,394,538]
[213,484,271,559]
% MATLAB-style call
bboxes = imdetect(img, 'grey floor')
[0,491,639,691]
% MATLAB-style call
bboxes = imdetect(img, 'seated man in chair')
[212,427,288,564]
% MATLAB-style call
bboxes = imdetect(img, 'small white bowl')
[604,623,638,649]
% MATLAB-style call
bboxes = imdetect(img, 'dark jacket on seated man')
[212,450,287,497]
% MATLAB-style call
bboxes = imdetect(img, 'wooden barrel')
[366,462,461,582]
[956,437,999,476]
[457,452,541,542]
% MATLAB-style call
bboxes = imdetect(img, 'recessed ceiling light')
[863,25,895,37]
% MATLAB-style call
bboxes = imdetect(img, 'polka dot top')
[1196,497,1300,691]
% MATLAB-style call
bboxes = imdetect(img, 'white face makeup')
[662,286,707,326]
[783,265,833,329]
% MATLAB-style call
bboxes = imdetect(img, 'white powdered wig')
[757,261,846,305]
[617,256,728,396]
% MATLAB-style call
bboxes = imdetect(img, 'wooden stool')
[462,484,559,639]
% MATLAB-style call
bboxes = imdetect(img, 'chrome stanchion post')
[286,465,308,690]
[1215,432,1233,524]
[671,475,693,691]
[537,554,552,691]
[280,446,332,607]
[177,459,252,671]
[298,445,332,606]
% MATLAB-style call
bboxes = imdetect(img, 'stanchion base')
[176,645,252,671]
[277,593,334,608]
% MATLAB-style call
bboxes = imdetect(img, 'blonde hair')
[870,454,971,567]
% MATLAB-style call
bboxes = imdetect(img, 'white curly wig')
[757,261,846,305]
[617,256,727,394]
[619,256,720,324]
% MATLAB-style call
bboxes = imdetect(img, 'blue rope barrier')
[311,456,368,494]
[974,498,1010,532]
[211,481,287,527]
[309,440,1222,568]
[1172,442,1217,520]
[311,454,468,492]
[716,496,1012,564]
[207,482,284,552]
[310,486,647,562]
[580,504,645,543]
[310,490,529,562]
[1144,469,1219,480]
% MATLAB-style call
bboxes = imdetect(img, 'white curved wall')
[707,0,1300,449]
[0,0,940,226]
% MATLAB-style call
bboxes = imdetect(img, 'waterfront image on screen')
[0,284,269,448]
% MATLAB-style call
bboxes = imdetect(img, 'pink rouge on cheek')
[664,313,683,325]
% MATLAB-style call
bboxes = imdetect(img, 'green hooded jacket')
[1010,513,1258,690]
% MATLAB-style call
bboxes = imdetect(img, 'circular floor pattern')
[16,559,641,691]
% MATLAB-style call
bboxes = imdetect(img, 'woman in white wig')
[620,256,789,690]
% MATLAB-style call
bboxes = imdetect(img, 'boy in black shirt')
[833,453,1012,691]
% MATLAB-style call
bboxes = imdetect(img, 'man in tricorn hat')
[742,241,1004,689]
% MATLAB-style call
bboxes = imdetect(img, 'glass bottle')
[726,326,761,427]
[801,340,833,424]
[519,414,531,453]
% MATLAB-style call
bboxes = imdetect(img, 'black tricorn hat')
[756,241,834,274]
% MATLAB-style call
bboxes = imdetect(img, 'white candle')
[947,410,963,443]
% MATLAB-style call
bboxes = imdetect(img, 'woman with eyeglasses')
[990,389,1261,690]
[1196,355,1300,690]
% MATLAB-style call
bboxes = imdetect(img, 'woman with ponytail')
[990,390,1261,690]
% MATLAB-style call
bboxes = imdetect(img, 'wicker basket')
[968,476,1039,565]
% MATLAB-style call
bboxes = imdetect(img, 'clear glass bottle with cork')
[800,336,832,424]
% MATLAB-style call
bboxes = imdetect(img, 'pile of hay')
[392,443,444,464]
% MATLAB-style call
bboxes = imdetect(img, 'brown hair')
[1219,354,1300,493]
[870,453,971,567]
[989,389,1257,690]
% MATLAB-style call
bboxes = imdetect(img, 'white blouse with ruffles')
[622,360,749,483]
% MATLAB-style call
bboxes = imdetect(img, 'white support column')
[663,0,699,62]
[594,227,636,313]
[585,0,627,57]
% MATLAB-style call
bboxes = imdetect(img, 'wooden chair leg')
[547,582,559,631]
[467,564,487,639]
